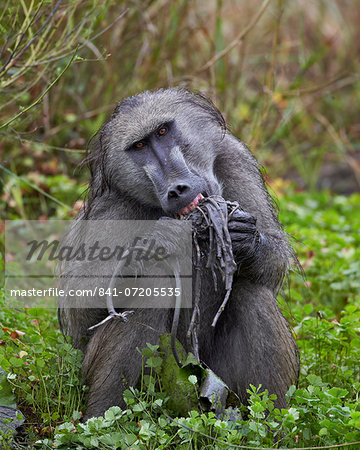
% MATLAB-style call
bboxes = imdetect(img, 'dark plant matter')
[58,88,300,419]
[184,196,243,358]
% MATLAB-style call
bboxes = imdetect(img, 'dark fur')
[58,88,299,418]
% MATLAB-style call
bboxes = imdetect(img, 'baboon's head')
[87,88,227,216]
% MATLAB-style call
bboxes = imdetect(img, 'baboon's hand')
[228,210,261,261]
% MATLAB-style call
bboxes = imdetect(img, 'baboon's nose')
[167,183,191,199]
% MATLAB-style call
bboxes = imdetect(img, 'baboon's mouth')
[177,193,204,218]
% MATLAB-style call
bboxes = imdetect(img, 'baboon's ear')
[82,124,111,201]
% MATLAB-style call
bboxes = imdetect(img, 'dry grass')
[1,0,359,219]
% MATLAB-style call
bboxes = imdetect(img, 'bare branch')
[196,0,271,74]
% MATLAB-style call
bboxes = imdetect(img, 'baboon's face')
[102,89,225,216]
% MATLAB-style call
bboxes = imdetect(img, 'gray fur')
[58,88,299,419]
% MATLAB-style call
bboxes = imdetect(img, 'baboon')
[58,88,299,419]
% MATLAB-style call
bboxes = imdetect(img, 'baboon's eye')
[134,141,145,149]
[157,125,168,136]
